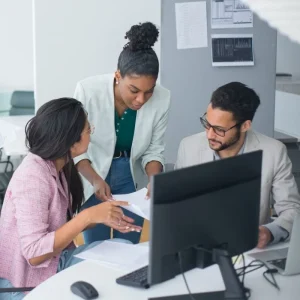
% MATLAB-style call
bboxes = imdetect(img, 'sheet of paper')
[211,0,253,29]
[175,1,208,49]
[211,34,254,67]
[75,241,149,272]
[113,188,150,220]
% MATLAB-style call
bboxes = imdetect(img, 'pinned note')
[175,1,208,49]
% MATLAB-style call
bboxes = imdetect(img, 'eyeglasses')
[84,123,95,135]
[200,113,242,137]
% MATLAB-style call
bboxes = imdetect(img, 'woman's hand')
[93,177,113,201]
[145,183,151,200]
[87,201,142,233]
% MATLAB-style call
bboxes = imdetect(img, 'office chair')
[0,149,14,210]
[9,91,35,116]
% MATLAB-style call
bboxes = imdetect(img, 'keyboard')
[268,258,287,270]
[116,266,150,289]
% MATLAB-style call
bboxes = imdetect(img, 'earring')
[116,80,119,85]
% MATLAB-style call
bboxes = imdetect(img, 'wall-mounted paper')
[211,34,254,67]
[175,1,208,49]
[211,0,253,29]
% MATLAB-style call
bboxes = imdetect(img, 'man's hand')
[257,226,272,249]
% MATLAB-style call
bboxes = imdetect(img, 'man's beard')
[208,130,241,152]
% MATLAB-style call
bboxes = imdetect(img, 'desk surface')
[25,243,299,300]
[0,115,32,156]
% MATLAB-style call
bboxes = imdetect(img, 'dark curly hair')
[210,82,261,122]
[117,22,159,77]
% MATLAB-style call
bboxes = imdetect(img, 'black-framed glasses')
[200,113,242,137]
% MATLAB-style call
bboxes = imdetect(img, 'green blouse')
[114,108,137,152]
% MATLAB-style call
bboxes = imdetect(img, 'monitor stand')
[149,248,249,300]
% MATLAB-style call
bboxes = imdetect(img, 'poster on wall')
[211,0,253,29]
[211,34,254,67]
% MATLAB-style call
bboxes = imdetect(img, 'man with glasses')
[175,82,300,248]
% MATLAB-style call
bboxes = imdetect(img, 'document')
[175,1,208,49]
[113,188,150,220]
[211,0,253,29]
[75,241,149,272]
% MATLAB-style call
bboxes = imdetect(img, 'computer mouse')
[70,281,99,300]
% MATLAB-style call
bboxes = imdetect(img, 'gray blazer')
[175,130,300,234]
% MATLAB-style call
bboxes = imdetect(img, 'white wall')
[276,32,300,76]
[33,0,161,109]
[275,90,300,139]
[0,0,34,91]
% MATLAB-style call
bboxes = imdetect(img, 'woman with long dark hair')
[74,22,171,244]
[0,98,141,299]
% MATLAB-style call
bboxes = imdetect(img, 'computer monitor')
[148,150,262,300]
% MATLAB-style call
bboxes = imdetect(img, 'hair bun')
[124,22,159,51]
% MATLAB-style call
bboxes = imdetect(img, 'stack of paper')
[75,241,149,272]
[113,188,150,220]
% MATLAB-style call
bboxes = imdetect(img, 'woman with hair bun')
[74,22,171,244]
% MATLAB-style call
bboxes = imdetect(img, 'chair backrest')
[0,152,14,207]
[9,91,35,116]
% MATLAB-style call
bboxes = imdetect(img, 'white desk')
[25,243,300,300]
[0,115,32,156]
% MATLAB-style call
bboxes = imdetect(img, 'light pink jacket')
[0,152,74,288]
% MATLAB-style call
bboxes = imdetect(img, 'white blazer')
[175,130,300,234]
[73,74,171,200]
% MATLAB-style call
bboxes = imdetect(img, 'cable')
[178,252,197,300]
[179,246,280,297]
[263,269,280,290]
[237,259,280,291]
[238,264,264,276]
[237,260,263,274]
[241,254,246,286]
[233,255,240,266]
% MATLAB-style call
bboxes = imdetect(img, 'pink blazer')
[0,152,74,288]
